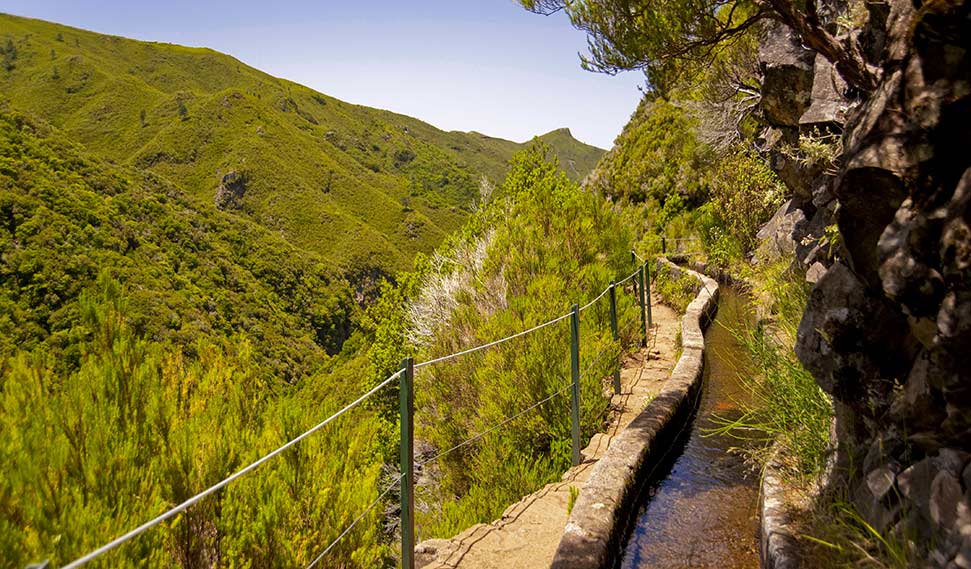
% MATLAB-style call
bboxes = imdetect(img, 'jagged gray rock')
[799,56,849,128]
[755,199,805,263]
[214,170,246,210]
[792,0,971,562]
[759,21,815,128]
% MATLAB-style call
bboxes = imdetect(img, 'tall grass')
[802,499,917,568]
[710,262,832,478]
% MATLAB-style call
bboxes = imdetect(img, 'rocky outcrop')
[759,21,816,129]
[758,21,822,212]
[757,20,851,270]
[755,199,806,263]
[788,0,971,563]
[799,56,849,129]
[214,170,246,210]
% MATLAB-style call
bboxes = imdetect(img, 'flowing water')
[619,287,760,568]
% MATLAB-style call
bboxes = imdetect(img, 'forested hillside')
[0,132,635,567]
[362,145,642,539]
[0,106,355,381]
[9,0,968,564]
[0,12,614,567]
[0,13,603,277]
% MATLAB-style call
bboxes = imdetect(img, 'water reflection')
[619,288,760,569]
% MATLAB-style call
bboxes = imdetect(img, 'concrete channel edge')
[549,258,719,569]
[681,258,805,569]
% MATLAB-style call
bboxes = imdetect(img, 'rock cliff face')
[757,0,971,563]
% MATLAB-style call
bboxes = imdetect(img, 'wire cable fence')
[56,253,659,569]
[415,311,573,369]
[305,472,406,569]
[60,369,404,569]
[415,383,574,470]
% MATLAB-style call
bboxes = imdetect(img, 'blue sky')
[1,0,646,149]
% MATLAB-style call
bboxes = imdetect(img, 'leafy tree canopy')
[521,0,877,93]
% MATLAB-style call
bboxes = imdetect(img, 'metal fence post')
[608,281,620,395]
[570,304,581,466]
[644,260,653,330]
[662,236,667,255]
[399,358,415,569]
[638,265,647,347]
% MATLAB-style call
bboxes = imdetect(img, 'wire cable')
[630,249,645,263]
[579,338,617,382]
[415,312,572,369]
[416,384,572,468]
[578,286,611,312]
[616,267,641,286]
[62,369,404,569]
[305,473,405,569]
[652,236,699,242]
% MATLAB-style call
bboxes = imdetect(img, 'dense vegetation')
[354,144,644,539]
[0,116,635,565]
[0,1,878,565]
[0,13,603,278]
[1,273,392,567]
[0,107,352,382]
[589,92,785,270]
[0,104,396,567]
[0,13,612,568]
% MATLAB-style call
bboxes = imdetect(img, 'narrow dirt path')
[416,295,680,569]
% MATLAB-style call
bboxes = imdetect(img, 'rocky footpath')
[754,0,971,564]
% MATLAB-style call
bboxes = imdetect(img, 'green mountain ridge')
[0,13,604,278]
[0,106,351,381]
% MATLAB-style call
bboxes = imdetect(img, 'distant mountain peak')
[544,127,574,138]
[535,127,605,154]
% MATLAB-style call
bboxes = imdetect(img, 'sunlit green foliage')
[593,95,785,272]
[0,276,389,568]
[0,13,603,277]
[653,265,697,314]
[521,0,765,94]
[0,107,353,382]
[399,144,643,538]
[706,150,786,253]
[591,98,710,206]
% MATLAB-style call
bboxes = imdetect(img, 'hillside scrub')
[364,144,644,539]
[652,265,698,314]
[0,13,603,279]
[599,96,786,271]
[0,107,353,383]
[0,276,391,568]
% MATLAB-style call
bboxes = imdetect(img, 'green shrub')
[390,144,643,539]
[707,150,786,253]
[652,266,697,314]
[0,277,390,567]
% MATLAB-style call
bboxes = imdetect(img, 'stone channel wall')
[549,259,718,569]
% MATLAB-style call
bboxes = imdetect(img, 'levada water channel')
[619,286,761,568]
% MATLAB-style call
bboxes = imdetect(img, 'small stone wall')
[760,452,802,569]
[549,259,718,568]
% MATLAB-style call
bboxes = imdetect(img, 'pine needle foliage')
[0,276,390,567]
[402,144,643,538]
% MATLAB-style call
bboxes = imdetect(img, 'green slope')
[536,127,605,181]
[0,105,353,382]
[0,13,603,277]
